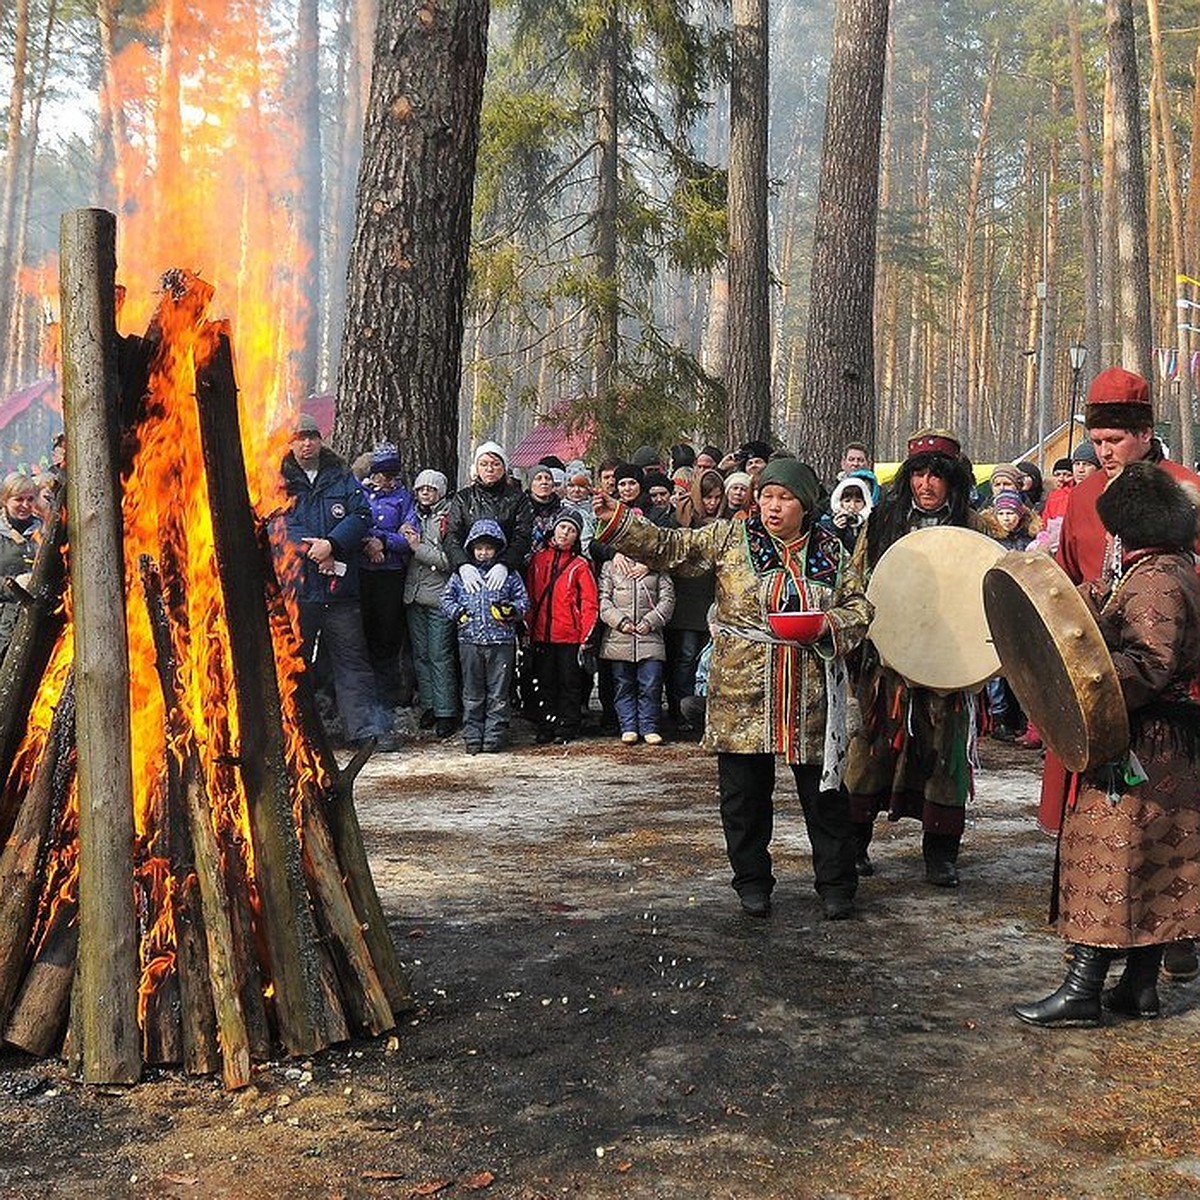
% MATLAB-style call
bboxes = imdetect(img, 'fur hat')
[1095,461,1197,550]
[644,470,673,495]
[630,445,660,469]
[741,440,773,463]
[1084,367,1153,432]
[614,463,645,488]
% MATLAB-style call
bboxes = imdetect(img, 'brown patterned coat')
[596,503,872,764]
[1057,550,1200,947]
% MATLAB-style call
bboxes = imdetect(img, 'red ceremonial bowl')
[767,611,826,644]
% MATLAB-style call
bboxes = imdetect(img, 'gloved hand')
[484,562,509,589]
[459,563,483,593]
[490,602,517,622]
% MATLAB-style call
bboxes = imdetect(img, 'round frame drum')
[983,552,1129,773]
[866,525,1006,692]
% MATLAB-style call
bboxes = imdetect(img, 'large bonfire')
[0,2,404,1088]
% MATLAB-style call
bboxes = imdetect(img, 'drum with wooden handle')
[983,551,1129,773]
[865,525,1006,692]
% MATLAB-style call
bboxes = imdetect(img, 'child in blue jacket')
[441,519,528,753]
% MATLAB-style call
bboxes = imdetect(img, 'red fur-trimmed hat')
[1084,366,1153,432]
[906,428,961,460]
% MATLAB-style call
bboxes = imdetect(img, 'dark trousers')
[530,642,584,736]
[298,599,385,742]
[460,641,515,749]
[359,569,413,708]
[717,752,857,900]
[665,628,706,717]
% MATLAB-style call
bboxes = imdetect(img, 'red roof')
[0,377,59,429]
[509,419,593,468]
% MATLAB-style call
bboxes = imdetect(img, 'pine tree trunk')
[1100,67,1119,361]
[294,0,323,399]
[0,0,31,381]
[1146,0,1194,465]
[336,0,489,481]
[1107,0,1153,383]
[797,0,889,480]
[725,0,771,448]
[1068,0,1102,383]
[594,4,619,417]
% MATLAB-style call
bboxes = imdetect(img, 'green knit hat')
[756,458,821,512]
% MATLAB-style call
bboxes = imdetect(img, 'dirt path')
[2,736,1200,1198]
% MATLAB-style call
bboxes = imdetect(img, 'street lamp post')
[1068,343,1087,448]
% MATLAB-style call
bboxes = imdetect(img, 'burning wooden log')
[60,207,141,1085]
[0,211,414,1087]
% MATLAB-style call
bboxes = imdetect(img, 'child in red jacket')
[524,511,600,744]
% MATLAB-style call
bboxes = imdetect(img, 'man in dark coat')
[278,413,392,748]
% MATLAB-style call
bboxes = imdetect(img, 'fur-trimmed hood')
[1095,461,1199,550]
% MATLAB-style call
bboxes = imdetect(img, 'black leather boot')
[1103,944,1164,1018]
[1014,945,1111,1027]
[923,832,960,888]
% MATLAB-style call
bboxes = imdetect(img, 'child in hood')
[441,519,528,753]
[821,475,874,551]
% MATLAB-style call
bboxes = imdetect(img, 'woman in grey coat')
[402,469,459,737]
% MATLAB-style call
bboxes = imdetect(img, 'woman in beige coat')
[594,458,872,919]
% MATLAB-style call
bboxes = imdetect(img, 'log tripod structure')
[0,208,413,1088]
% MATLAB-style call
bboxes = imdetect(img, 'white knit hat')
[474,440,506,467]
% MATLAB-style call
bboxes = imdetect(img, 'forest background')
[0,0,1196,482]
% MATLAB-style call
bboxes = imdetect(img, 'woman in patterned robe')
[593,458,872,921]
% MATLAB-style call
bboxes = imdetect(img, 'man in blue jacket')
[279,413,394,749]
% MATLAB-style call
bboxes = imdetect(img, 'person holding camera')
[820,474,874,552]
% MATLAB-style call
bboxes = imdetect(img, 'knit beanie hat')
[1071,442,1100,465]
[474,440,506,467]
[566,464,592,485]
[756,458,821,513]
[1084,367,1154,432]
[992,489,1026,514]
[700,445,724,463]
[630,445,660,469]
[413,468,447,499]
[741,440,773,463]
[1052,457,1073,474]
[724,470,752,495]
[990,464,1024,492]
[370,442,402,475]
[614,463,645,488]
[530,463,554,482]
[644,470,673,495]
[554,509,584,538]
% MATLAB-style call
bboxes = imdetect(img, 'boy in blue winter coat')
[441,518,529,753]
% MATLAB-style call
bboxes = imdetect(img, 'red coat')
[1042,452,1200,833]
[1057,455,1200,584]
[525,547,600,645]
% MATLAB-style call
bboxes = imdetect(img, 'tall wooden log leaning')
[194,334,324,1055]
[59,207,141,1084]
